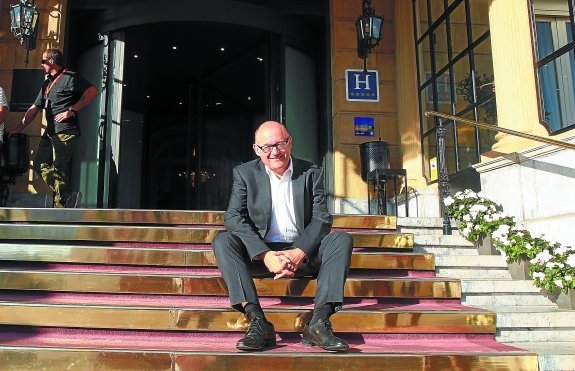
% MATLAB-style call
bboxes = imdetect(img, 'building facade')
[1,0,574,243]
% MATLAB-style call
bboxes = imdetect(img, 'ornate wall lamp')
[10,0,40,66]
[356,0,383,72]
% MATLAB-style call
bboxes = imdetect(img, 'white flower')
[555,280,564,288]
[465,190,478,199]
[546,262,556,269]
[459,205,465,210]
[525,243,533,250]
[532,250,553,264]
[533,272,546,280]
[566,254,575,267]
[463,214,471,222]
[555,246,568,255]
[444,197,455,206]
[516,232,524,237]
[565,275,573,281]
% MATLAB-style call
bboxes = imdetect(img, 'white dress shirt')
[264,159,299,243]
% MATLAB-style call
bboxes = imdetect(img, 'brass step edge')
[0,209,397,229]
[0,225,413,248]
[0,348,540,371]
[0,245,433,270]
[0,272,461,298]
[0,304,496,333]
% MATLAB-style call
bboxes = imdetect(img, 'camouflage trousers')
[33,129,79,208]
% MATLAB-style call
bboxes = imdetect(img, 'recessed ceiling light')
[220,47,225,51]
[172,46,178,50]
[179,102,183,105]
[133,54,139,59]
[257,57,263,61]
[146,95,150,99]
[215,102,222,106]
[247,96,252,100]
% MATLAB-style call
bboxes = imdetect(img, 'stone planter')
[477,235,498,255]
[508,259,531,280]
[556,289,575,310]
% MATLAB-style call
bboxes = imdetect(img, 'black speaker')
[359,140,390,182]
[1,133,30,177]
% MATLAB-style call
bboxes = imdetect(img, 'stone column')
[488,0,548,154]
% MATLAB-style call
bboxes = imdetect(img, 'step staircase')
[400,217,575,371]
[0,209,538,370]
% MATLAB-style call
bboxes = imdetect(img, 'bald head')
[253,121,292,177]
[254,121,289,143]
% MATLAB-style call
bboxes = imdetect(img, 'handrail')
[425,111,575,150]
[424,111,575,236]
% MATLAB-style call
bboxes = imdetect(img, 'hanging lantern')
[10,0,40,66]
[356,0,383,71]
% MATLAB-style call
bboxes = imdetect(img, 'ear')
[252,143,259,155]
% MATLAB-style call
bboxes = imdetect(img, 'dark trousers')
[212,231,353,313]
[33,130,79,207]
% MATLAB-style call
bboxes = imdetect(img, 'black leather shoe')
[236,316,276,351]
[302,319,349,352]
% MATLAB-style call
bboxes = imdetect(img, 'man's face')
[41,53,56,74]
[253,122,292,177]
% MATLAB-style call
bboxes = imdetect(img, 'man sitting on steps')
[212,121,353,352]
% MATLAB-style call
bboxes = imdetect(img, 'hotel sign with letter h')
[346,69,379,102]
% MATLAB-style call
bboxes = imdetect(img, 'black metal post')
[436,118,452,235]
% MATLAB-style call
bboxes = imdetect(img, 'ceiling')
[69,0,325,16]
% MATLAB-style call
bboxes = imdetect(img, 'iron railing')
[425,111,575,235]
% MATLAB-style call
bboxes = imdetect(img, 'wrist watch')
[68,107,77,114]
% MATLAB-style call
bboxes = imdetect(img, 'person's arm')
[0,106,6,124]
[10,104,42,135]
[224,165,289,276]
[54,86,99,123]
[224,166,271,259]
[0,88,7,123]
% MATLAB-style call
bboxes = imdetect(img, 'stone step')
[413,245,479,256]
[435,255,509,268]
[397,217,460,235]
[498,328,575,343]
[480,307,575,343]
[437,268,512,279]
[413,234,474,247]
[435,255,512,279]
[507,342,575,371]
[461,280,557,307]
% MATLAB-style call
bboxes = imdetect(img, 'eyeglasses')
[41,59,50,65]
[256,137,291,153]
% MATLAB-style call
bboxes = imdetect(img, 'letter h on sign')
[345,69,379,102]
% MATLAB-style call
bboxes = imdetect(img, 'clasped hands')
[260,248,307,280]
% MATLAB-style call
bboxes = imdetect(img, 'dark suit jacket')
[224,157,333,260]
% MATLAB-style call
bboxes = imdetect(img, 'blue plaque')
[346,69,379,102]
[354,117,375,137]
